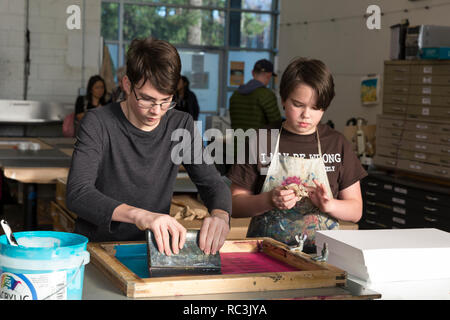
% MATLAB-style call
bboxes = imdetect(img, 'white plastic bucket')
[0,231,90,300]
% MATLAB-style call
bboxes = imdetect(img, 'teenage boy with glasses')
[67,37,231,256]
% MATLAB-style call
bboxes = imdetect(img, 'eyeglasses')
[132,88,176,111]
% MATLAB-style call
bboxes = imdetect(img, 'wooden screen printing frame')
[87,237,347,298]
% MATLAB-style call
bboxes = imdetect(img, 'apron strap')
[316,128,323,157]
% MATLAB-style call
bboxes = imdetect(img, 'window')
[101,0,279,131]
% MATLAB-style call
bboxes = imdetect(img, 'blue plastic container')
[0,231,89,300]
[421,47,450,60]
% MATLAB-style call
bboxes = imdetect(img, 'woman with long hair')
[74,75,107,122]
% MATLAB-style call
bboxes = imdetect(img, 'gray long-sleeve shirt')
[66,102,231,242]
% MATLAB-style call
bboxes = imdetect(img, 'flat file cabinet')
[360,172,450,231]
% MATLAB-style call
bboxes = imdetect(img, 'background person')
[229,59,281,131]
[175,76,200,121]
[74,75,107,128]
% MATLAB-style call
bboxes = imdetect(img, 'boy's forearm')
[231,192,274,218]
[325,198,362,223]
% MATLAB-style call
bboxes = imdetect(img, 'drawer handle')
[365,219,376,224]
[367,182,378,186]
[367,200,376,206]
[425,195,438,201]
[392,122,404,127]
[366,191,376,196]
[392,107,405,111]
[424,206,437,212]
[424,216,437,223]
[435,169,448,174]
[387,160,397,165]
[366,210,377,215]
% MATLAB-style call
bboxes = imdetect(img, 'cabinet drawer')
[363,188,395,203]
[383,104,407,115]
[377,127,404,139]
[404,121,450,134]
[384,64,411,75]
[364,204,393,227]
[391,216,409,228]
[376,136,401,148]
[397,159,450,179]
[384,94,409,104]
[410,75,450,85]
[402,130,450,145]
[407,105,450,119]
[407,189,450,207]
[377,116,406,129]
[361,218,389,229]
[408,95,450,107]
[421,214,450,232]
[373,155,398,169]
[409,85,450,97]
[407,199,450,219]
[410,64,450,75]
[364,188,413,209]
[377,145,399,158]
[383,85,410,95]
[398,149,450,166]
[361,176,394,192]
[384,74,410,85]
[400,139,450,156]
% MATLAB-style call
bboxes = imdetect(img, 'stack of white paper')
[315,229,450,283]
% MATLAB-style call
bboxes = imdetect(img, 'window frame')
[101,0,280,115]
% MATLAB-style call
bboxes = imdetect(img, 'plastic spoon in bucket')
[0,220,19,246]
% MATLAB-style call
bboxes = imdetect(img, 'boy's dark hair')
[279,57,335,111]
[126,37,181,95]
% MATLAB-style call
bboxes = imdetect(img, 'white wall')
[0,0,26,100]
[0,0,102,104]
[278,0,450,133]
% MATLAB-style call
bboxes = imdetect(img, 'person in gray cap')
[229,59,281,131]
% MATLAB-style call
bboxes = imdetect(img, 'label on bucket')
[0,271,67,300]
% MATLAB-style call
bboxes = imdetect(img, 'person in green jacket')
[229,59,282,131]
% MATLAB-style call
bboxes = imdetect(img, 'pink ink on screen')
[220,252,299,274]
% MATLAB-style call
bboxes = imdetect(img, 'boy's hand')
[269,186,299,210]
[134,211,187,256]
[199,209,230,255]
[303,179,333,212]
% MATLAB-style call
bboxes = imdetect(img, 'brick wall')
[0,0,102,105]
